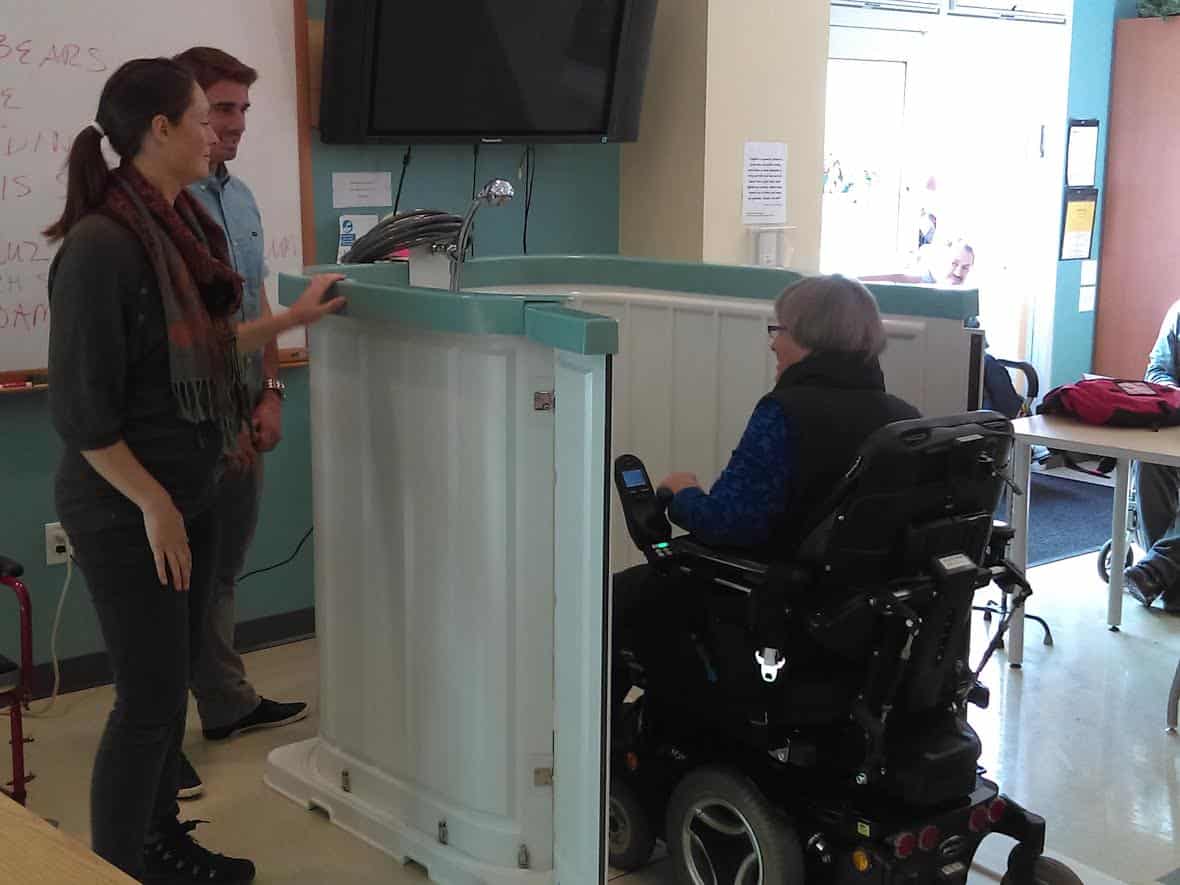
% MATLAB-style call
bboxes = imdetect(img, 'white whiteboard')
[0,0,305,373]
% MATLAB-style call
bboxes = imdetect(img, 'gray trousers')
[1134,460,1180,597]
[189,459,263,730]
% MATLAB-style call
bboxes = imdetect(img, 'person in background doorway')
[918,209,938,248]
[171,47,307,801]
[860,238,975,288]
[1124,301,1180,613]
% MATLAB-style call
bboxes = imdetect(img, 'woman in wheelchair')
[607,276,1076,884]
[613,274,919,670]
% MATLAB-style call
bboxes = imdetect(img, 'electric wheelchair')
[608,412,1079,885]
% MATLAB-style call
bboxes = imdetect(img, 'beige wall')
[619,0,829,271]
[619,0,709,261]
[701,0,829,271]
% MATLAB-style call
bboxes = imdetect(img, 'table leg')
[1007,439,1031,668]
[1107,457,1130,631]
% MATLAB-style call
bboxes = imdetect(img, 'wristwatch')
[263,377,286,400]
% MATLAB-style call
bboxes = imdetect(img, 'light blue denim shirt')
[188,165,268,401]
[1147,301,1180,386]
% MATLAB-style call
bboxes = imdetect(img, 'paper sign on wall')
[337,214,380,261]
[332,172,393,209]
[1060,187,1098,261]
[1066,119,1099,188]
[742,141,788,225]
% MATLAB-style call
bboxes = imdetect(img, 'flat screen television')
[319,0,657,145]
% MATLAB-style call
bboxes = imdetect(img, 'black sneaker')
[176,752,203,800]
[1124,563,1165,608]
[202,697,309,741]
[142,819,255,883]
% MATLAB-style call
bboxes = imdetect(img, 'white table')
[1008,415,1180,666]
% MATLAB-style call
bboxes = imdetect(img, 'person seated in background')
[861,239,975,288]
[862,242,1029,418]
[1124,301,1180,613]
[611,276,920,692]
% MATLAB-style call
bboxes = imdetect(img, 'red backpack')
[1039,378,1180,428]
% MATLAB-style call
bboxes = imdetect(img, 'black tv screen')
[320,0,657,144]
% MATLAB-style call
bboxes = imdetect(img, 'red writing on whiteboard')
[0,88,20,111]
[0,240,48,266]
[0,300,49,332]
[40,43,103,72]
[0,36,106,73]
[0,175,31,200]
[267,235,299,262]
[0,36,33,66]
[2,129,75,158]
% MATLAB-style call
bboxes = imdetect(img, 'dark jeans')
[67,508,218,878]
[190,460,263,730]
[1134,461,1180,598]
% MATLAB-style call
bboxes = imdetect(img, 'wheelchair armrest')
[672,538,769,580]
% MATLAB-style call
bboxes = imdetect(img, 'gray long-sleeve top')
[48,214,222,534]
[1147,302,1180,386]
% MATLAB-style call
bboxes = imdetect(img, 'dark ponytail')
[43,125,109,242]
[43,58,197,242]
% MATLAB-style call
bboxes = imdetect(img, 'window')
[948,0,1068,24]
[832,0,941,12]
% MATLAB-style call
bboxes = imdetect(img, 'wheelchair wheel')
[1001,856,1084,885]
[665,766,804,885]
[608,778,655,871]
[1097,539,1133,584]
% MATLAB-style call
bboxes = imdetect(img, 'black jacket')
[765,351,920,549]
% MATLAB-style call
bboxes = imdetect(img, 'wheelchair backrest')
[795,412,1013,711]
[796,411,1012,581]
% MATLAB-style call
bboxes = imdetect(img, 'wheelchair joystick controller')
[613,455,676,565]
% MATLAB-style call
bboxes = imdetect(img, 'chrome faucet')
[449,178,515,292]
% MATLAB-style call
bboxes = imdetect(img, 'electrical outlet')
[45,522,70,566]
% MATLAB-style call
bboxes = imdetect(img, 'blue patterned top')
[668,399,793,547]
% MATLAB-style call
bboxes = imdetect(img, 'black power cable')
[393,145,412,216]
[471,143,479,200]
[522,145,537,254]
[237,527,314,583]
[469,143,480,258]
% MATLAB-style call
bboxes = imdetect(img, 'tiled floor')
[11,550,1180,883]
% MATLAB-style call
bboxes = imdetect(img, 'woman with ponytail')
[46,58,343,884]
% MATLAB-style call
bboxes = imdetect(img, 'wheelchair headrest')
[795,411,1013,581]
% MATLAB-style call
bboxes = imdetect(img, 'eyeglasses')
[767,324,786,338]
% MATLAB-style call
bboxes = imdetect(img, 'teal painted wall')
[0,370,313,666]
[1049,0,1138,388]
[310,140,619,267]
[306,0,619,264]
[0,1,620,668]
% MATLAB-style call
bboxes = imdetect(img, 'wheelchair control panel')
[613,455,675,563]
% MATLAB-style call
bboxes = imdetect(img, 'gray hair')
[774,275,886,359]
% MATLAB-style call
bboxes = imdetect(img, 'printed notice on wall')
[742,141,788,225]
[332,172,393,209]
[1060,187,1098,261]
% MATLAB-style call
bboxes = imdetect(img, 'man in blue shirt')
[1124,302,1180,613]
[173,47,308,798]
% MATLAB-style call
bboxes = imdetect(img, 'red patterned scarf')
[101,163,249,449]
